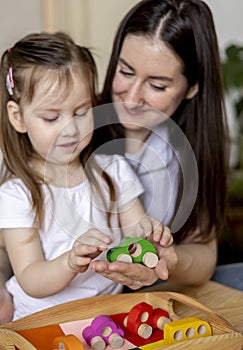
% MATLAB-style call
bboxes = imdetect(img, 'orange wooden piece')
[52,334,84,350]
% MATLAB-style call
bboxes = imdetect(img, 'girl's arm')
[0,231,13,284]
[3,227,112,298]
[0,233,14,324]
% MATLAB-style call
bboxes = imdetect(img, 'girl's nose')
[61,118,79,137]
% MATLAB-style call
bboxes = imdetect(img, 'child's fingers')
[138,216,153,236]
[73,243,99,257]
[138,217,173,247]
[76,229,113,250]
[149,219,163,241]
[68,245,101,272]
[160,226,173,247]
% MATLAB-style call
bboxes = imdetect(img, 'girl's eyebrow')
[75,100,92,109]
[118,57,173,82]
[34,100,92,113]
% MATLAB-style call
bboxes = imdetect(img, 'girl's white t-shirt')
[0,154,143,320]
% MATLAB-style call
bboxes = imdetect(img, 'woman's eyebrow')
[118,57,172,82]
[118,58,134,71]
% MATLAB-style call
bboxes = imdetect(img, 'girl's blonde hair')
[0,31,115,227]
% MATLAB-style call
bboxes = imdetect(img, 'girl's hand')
[67,229,113,274]
[134,216,173,247]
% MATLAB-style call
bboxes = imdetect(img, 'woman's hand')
[91,242,178,290]
[91,259,158,290]
[68,229,113,274]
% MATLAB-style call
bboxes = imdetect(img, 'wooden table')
[140,280,243,333]
[0,281,242,350]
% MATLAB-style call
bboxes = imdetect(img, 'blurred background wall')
[0,0,242,89]
[0,0,243,164]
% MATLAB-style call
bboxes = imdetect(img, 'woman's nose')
[125,81,145,105]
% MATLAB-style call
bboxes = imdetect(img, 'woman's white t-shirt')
[125,123,181,226]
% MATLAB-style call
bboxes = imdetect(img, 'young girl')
[0,32,173,320]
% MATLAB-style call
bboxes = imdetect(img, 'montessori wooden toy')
[148,307,171,331]
[140,316,212,349]
[123,302,171,339]
[1,291,242,350]
[82,315,124,350]
[106,237,158,268]
[52,334,84,350]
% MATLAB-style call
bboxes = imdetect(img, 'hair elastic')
[6,67,14,95]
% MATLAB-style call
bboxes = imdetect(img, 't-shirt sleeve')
[0,180,35,228]
[102,155,144,208]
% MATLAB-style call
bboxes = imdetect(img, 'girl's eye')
[75,109,91,118]
[43,116,59,122]
[75,112,86,117]
[119,68,134,77]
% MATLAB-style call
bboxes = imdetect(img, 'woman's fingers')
[91,260,158,289]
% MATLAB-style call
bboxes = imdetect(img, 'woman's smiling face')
[112,34,197,132]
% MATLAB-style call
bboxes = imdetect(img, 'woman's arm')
[160,238,217,285]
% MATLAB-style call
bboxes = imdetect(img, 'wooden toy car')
[82,315,124,350]
[140,316,212,349]
[106,237,158,268]
[123,302,171,339]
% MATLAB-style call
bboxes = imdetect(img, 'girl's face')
[10,72,93,173]
[112,35,197,133]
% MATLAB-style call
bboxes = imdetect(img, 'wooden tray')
[0,291,242,350]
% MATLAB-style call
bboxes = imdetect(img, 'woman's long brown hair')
[96,0,229,243]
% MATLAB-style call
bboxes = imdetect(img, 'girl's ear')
[185,82,199,100]
[7,101,27,133]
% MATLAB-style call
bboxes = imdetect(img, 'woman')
[91,0,230,289]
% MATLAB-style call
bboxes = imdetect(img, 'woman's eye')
[150,84,166,91]
[119,69,134,77]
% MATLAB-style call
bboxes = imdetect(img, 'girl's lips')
[59,141,79,151]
